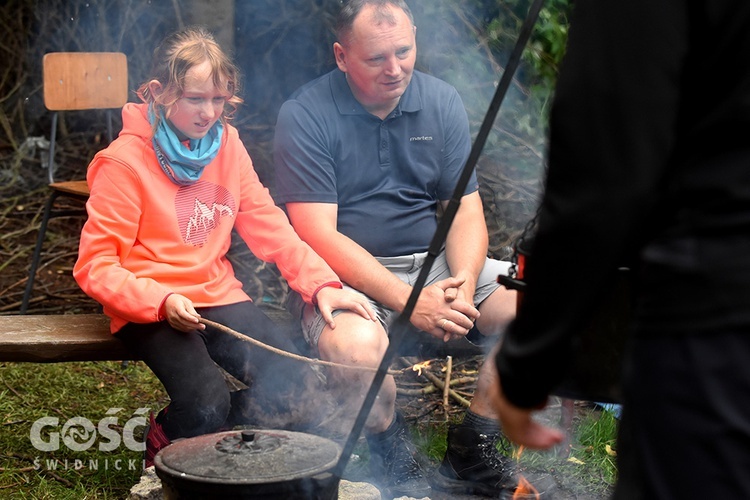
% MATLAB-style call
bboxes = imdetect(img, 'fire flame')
[513,475,540,500]
[512,446,540,500]
[411,360,431,376]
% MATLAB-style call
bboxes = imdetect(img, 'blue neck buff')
[150,107,223,186]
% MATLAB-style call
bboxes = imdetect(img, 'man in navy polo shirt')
[274,1,518,497]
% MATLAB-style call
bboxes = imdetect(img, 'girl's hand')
[162,293,205,332]
[314,286,378,329]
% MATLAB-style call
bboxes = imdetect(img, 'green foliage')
[482,0,571,138]
[574,406,619,485]
[528,0,571,86]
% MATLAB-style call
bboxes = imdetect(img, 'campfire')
[410,359,432,376]
[512,447,540,499]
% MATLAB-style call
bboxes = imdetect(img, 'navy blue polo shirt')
[274,69,476,257]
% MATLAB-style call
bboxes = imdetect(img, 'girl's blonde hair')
[137,26,243,133]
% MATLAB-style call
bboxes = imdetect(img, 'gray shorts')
[286,250,511,348]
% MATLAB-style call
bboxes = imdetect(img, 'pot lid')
[154,429,341,484]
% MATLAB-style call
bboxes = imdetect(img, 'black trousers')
[615,329,750,499]
[116,301,305,440]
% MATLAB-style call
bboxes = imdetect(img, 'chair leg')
[20,191,60,314]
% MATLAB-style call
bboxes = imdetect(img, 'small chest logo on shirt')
[409,136,434,142]
[175,181,236,247]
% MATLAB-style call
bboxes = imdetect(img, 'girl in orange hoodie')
[73,26,375,467]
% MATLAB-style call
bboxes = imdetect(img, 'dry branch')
[443,355,453,412]
[400,357,472,408]
[200,317,403,375]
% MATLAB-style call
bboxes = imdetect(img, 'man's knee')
[319,314,388,366]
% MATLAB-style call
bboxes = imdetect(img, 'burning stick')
[411,360,431,376]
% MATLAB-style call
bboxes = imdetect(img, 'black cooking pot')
[154,429,341,499]
[498,239,630,403]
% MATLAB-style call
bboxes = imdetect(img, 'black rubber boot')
[366,412,431,499]
[432,424,519,496]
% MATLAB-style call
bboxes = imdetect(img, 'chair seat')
[50,180,89,198]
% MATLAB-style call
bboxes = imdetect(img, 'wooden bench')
[0,310,484,364]
[0,314,133,363]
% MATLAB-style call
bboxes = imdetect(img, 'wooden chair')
[20,52,128,313]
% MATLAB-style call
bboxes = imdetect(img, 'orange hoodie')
[74,103,339,333]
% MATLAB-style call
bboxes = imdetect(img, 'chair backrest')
[43,52,128,111]
[42,52,128,183]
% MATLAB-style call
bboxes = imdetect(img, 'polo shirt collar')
[332,69,423,117]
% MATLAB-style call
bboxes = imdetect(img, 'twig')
[447,376,478,386]
[443,355,453,417]
[454,389,477,398]
[400,357,472,408]
[398,385,439,396]
[396,375,478,397]
[199,318,402,375]
[425,370,472,408]
[0,466,35,473]
[39,468,74,488]
[3,379,23,399]
[413,401,442,420]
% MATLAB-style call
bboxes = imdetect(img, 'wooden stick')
[447,376,478,386]
[396,375,478,397]
[200,318,402,375]
[400,357,471,408]
[443,355,453,416]
[397,385,438,396]
[424,369,471,408]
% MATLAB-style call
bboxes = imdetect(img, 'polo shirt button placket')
[379,124,390,165]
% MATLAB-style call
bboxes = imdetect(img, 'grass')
[0,361,166,499]
[1,360,619,499]
[516,405,619,498]
[412,401,619,499]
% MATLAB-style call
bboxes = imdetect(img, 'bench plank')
[0,311,483,364]
[0,314,135,363]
